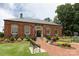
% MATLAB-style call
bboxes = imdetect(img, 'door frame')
[35,26,43,37]
[36,30,42,37]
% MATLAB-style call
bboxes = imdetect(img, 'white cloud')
[0,8,15,32]
[0,8,14,18]
[23,3,59,20]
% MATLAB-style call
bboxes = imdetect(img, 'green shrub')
[62,43,71,47]
[25,35,31,41]
[45,35,51,40]
[9,37,15,41]
[15,34,19,40]
[55,36,59,40]
[0,32,4,38]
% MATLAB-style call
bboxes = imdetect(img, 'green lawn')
[58,36,79,43]
[0,41,48,56]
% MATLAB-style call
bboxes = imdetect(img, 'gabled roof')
[4,17,60,25]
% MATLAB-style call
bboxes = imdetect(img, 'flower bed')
[55,42,71,48]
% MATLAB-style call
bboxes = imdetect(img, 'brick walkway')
[36,38,79,56]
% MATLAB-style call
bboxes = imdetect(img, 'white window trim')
[11,24,18,36]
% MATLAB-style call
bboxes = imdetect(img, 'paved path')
[36,38,79,56]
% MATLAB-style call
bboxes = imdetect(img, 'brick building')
[4,15,62,38]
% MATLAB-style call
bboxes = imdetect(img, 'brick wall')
[18,22,24,38]
[4,21,11,37]
[4,20,62,38]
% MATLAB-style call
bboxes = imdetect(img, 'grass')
[58,36,79,43]
[0,41,48,56]
[56,41,68,44]
[58,36,73,43]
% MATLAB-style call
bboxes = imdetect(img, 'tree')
[53,16,61,24]
[55,3,79,36]
[55,3,75,36]
[44,17,52,22]
[73,3,79,34]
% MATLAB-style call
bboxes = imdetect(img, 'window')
[46,27,51,35]
[11,24,18,36]
[24,25,30,35]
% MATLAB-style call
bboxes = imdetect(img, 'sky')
[0,3,63,32]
